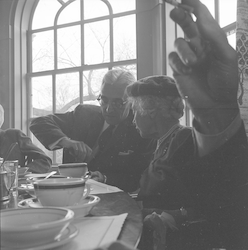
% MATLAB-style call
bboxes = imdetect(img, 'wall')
[0,0,14,129]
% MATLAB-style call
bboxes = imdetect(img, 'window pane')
[228,32,236,49]
[31,76,53,117]
[114,15,136,61]
[84,20,110,64]
[219,0,237,28]
[108,0,135,14]
[56,73,79,112]
[84,0,109,20]
[83,68,108,101]
[32,0,61,29]
[57,0,80,25]
[32,31,54,72]
[57,25,81,69]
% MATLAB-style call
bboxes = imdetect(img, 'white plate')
[87,179,123,194]
[26,174,66,183]
[18,195,101,218]
[1,224,78,250]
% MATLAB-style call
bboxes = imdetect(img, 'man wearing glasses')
[29,69,155,192]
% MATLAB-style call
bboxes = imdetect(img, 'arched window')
[28,0,137,162]
[6,0,237,163]
[29,0,136,116]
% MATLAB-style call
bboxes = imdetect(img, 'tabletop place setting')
[0,162,135,250]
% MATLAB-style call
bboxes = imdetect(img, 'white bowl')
[33,178,90,207]
[0,207,74,249]
[58,163,88,178]
[68,194,100,219]
[19,195,100,219]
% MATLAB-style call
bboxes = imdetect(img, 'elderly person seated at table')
[126,1,248,249]
[29,69,155,192]
[126,75,193,207]
[0,104,51,173]
[127,75,196,248]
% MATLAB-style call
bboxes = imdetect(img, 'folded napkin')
[87,179,123,194]
[58,213,128,250]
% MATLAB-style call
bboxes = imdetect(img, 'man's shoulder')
[74,104,104,126]
[3,128,24,136]
[75,104,101,113]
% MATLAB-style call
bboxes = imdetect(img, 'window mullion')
[110,16,114,66]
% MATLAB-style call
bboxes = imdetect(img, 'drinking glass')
[3,160,18,192]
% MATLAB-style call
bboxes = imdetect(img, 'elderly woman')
[126,75,197,249]
[126,75,193,206]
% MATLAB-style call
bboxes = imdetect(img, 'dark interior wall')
[0,0,13,129]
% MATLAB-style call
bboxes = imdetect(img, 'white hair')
[102,69,136,87]
[101,69,136,99]
[128,95,184,119]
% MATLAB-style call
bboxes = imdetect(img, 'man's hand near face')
[58,137,92,162]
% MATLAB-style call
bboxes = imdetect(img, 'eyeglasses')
[97,95,127,109]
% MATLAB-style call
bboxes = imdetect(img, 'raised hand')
[168,0,239,134]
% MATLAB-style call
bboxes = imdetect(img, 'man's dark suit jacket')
[0,129,52,173]
[30,104,155,192]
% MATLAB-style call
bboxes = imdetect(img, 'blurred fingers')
[170,6,198,39]
[174,38,197,65]
[172,0,230,60]
[168,51,192,77]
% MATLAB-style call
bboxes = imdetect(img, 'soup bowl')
[58,163,89,178]
[1,207,74,249]
[33,178,90,207]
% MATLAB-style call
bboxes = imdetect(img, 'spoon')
[44,171,57,179]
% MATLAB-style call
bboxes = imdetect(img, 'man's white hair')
[101,69,136,99]
[102,69,136,87]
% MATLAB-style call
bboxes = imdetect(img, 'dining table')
[0,174,143,250]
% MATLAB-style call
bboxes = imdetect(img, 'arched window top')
[32,0,61,29]
[32,0,135,30]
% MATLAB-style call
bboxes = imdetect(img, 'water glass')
[3,160,18,192]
